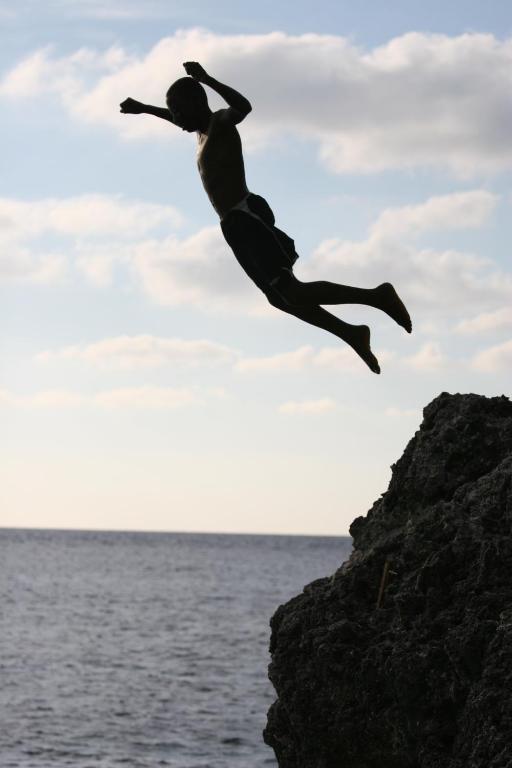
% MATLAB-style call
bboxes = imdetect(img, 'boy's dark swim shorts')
[220,192,299,304]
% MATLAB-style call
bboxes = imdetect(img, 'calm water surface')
[0,528,352,767]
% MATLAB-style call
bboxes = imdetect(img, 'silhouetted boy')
[120,62,412,373]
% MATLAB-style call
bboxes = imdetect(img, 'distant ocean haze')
[1,528,351,768]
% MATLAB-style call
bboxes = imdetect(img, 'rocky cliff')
[263,392,512,768]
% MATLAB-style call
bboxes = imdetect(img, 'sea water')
[0,528,352,768]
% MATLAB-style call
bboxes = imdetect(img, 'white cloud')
[128,226,258,310]
[0,385,210,410]
[404,341,446,370]
[0,193,183,287]
[0,194,183,242]
[235,340,443,376]
[154,189,511,325]
[36,334,236,369]
[3,30,512,175]
[2,189,509,327]
[308,346,364,373]
[0,192,260,308]
[303,190,511,319]
[455,306,512,334]
[471,339,512,372]
[0,247,67,284]
[74,243,122,287]
[34,336,398,376]
[235,345,315,372]
[384,406,421,418]
[234,344,394,373]
[370,190,497,240]
[0,390,12,407]
[93,386,200,409]
[0,388,87,409]
[278,398,337,414]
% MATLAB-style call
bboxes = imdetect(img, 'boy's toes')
[370,356,381,374]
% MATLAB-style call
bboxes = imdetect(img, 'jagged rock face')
[264,392,512,768]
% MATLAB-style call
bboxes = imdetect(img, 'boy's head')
[166,77,209,131]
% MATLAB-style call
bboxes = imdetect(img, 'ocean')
[1,528,352,768]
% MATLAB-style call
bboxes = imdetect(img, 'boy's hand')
[120,97,145,114]
[183,61,210,83]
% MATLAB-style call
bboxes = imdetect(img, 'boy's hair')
[166,77,207,106]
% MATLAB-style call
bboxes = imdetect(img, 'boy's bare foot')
[345,324,380,374]
[374,282,412,333]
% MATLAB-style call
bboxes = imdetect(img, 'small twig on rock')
[376,558,391,609]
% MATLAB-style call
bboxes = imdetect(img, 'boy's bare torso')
[196,110,250,219]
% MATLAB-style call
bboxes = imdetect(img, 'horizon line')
[0,524,351,539]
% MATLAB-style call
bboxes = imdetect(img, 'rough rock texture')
[264,392,512,768]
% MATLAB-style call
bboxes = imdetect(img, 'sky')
[1,0,511,536]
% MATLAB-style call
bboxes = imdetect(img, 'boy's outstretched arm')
[120,97,175,123]
[183,61,252,123]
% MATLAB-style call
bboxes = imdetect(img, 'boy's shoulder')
[212,107,247,127]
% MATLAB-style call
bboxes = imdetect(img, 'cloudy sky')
[1,0,511,535]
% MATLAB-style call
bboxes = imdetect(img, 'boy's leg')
[276,272,412,333]
[268,295,380,374]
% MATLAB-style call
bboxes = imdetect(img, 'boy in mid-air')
[120,62,412,373]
